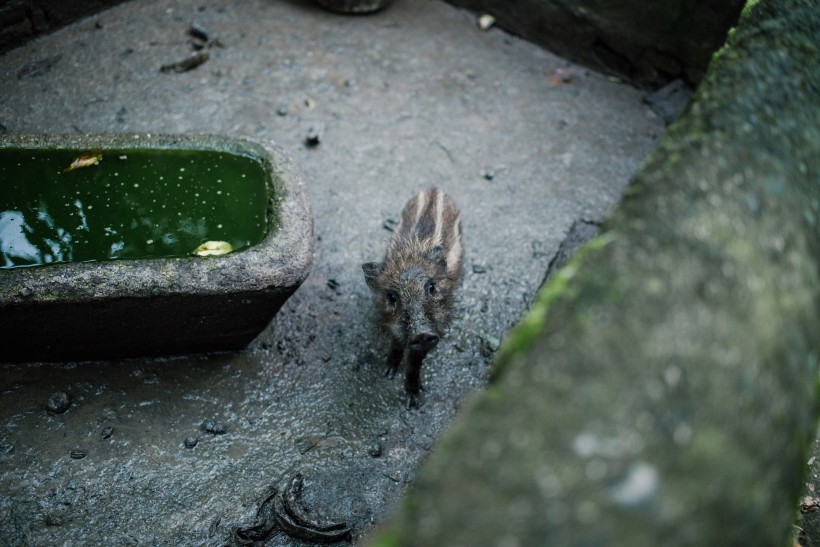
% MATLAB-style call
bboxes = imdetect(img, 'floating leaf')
[194,240,233,256]
[64,149,103,172]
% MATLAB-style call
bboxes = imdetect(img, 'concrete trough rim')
[0,132,315,305]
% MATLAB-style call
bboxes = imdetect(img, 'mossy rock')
[370,0,820,544]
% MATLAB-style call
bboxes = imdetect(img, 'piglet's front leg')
[404,348,428,409]
[384,338,404,379]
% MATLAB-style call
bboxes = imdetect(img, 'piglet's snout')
[409,332,439,352]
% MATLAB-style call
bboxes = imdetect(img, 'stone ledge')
[0,133,314,362]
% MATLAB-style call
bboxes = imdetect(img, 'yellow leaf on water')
[194,240,233,256]
[64,150,103,172]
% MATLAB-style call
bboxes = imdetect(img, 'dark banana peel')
[274,474,351,543]
[274,496,351,543]
[282,474,349,533]
[232,487,278,545]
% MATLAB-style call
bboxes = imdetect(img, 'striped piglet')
[362,187,464,408]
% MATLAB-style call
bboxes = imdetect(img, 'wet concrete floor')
[0,0,666,544]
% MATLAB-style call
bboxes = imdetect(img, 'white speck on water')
[217,224,223,229]
[585,459,608,481]
[673,423,692,445]
[610,462,659,507]
[573,433,598,458]
[146,239,154,245]
[575,500,598,524]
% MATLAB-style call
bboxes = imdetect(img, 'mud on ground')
[0,0,664,544]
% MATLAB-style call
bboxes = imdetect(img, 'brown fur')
[362,187,463,408]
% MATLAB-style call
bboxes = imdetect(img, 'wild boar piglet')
[362,187,464,408]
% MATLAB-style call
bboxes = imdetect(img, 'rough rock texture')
[444,0,745,87]
[371,0,820,545]
[0,0,127,54]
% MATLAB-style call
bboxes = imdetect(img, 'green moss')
[367,527,401,547]
[740,0,761,20]
[490,232,614,383]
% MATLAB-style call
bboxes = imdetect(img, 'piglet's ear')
[362,262,382,290]
[427,245,447,270]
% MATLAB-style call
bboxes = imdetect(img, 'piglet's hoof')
[406,393,420,410]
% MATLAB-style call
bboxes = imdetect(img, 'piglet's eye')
[386,290,399,306]
[425,280,437,296]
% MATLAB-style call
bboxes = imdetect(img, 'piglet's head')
[362,245,455,352]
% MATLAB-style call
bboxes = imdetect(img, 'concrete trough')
[0,133,313,362]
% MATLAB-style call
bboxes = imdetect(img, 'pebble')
[479,334,501,356]
[201,420,228,435]
[477,14,495,31]
[472,264,487,274]
[327,278,341,295]
[368,442,383,458]
[0,443,14,455]
[305,124,324,147]
[184,436,199,448]
[46,392,71,414]
[383,218,398,232]
[70,448,87,459]
[44,513,64,527]
[188,22,211,43]
[101,426,114,440]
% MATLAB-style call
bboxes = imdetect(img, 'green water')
[0,148,270,269]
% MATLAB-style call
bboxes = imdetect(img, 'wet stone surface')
[0,0,664,544]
